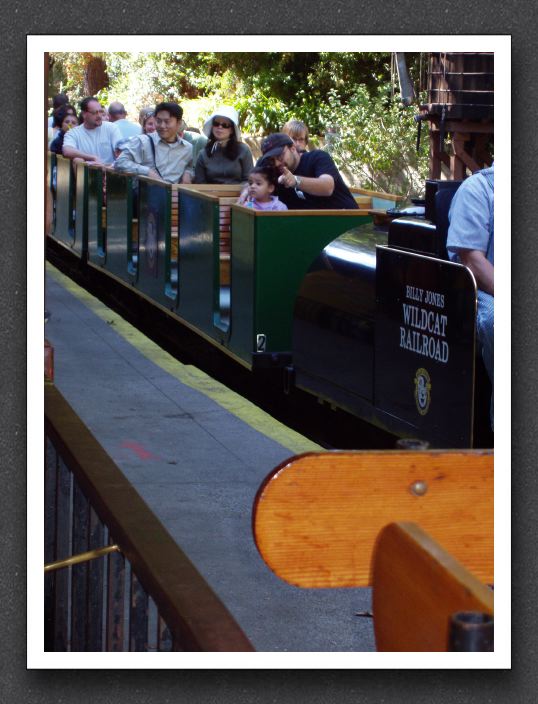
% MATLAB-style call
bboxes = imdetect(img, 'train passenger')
[447,163,494,427]
[178,119,208,167]
[242,165,288,211]
[138,107,157,134]
[49,105,79,155]
[114,102,193,184]
[252,133,358,210]
[107,101,142,150]
[62,97,122,166]
[47,93,69,136]
[282,119,309,153]
[48,103,78,146]
[194,106,253,185]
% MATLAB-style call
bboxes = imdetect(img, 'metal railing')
[44,382,254,652]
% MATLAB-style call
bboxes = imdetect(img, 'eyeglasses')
[213,120,232,129]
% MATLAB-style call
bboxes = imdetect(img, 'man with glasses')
[114,102,193,184]
[253,133,357,210]
[62,97,121,165]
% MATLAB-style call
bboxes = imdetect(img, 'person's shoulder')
[477,165,494,189]
[307,148,333,158]
[272,196,288,211]
[302,148,335,165]
[178,136,193,150]
[62,124,81,142]
[184,130,207,144]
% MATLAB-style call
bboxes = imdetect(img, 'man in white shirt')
[63,97,121,165]
[114,102,193,184]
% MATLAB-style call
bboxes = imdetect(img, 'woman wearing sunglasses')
[194,106,253,184]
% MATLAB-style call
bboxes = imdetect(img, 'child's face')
[248,173,274,201]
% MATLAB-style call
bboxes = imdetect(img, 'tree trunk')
[83,56,109,97]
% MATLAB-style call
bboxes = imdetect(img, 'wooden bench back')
[218,197,237,286]
[253,450,493,588]
[372,522,493,651]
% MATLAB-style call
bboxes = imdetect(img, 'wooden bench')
[252,450,493,651]
[217,196,237,286]
[372,521,493,651]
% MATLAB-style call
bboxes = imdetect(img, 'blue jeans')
[476,290,494,429]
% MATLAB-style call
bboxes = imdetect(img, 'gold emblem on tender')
[414,367,431,416]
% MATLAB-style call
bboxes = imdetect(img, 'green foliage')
[319,85,429,197]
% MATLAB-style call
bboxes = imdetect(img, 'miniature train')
[47,154,492,448]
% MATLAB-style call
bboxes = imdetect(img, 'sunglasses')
[213,120,232,129]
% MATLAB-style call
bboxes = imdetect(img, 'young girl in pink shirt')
[243,165,288,211]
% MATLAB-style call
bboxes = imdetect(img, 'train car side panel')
[87,166,105,265]
[253,213,374,359]
[54,155,75,248]
[73,162,88,258]
[135,180,171,308]
[104,171,134,284]
[228,207,257,364]
[178,189,219,335]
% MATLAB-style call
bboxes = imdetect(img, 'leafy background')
[49,51,430,197]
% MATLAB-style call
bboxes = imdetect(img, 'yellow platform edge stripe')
[47,264,322,454]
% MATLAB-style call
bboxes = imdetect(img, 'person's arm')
[458,249,494,296]
[181,144,194,183]
[62,143,104,164]
[447,174,493,285]
[193,151,207,184]
[114,136,157,178]
[278,167,334,196]
[239,144,254,183]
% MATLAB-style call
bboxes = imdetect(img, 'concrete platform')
[45,264,375,652]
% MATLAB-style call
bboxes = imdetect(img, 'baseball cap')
[260,133,294,160]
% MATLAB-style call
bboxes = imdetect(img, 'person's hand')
[278,167,297,189]
[147,169,162,181]
[237,187,249,204]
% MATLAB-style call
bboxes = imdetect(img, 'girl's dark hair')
[53,104,78,129]
[205,124,240,161]
[248,164,280,188]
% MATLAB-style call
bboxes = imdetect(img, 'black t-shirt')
[276,150,358,210]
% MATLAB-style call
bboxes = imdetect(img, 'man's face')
[83,100,105,129]
[292,134,307,152]
[155,111,179,143]
[272,145,300,173]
